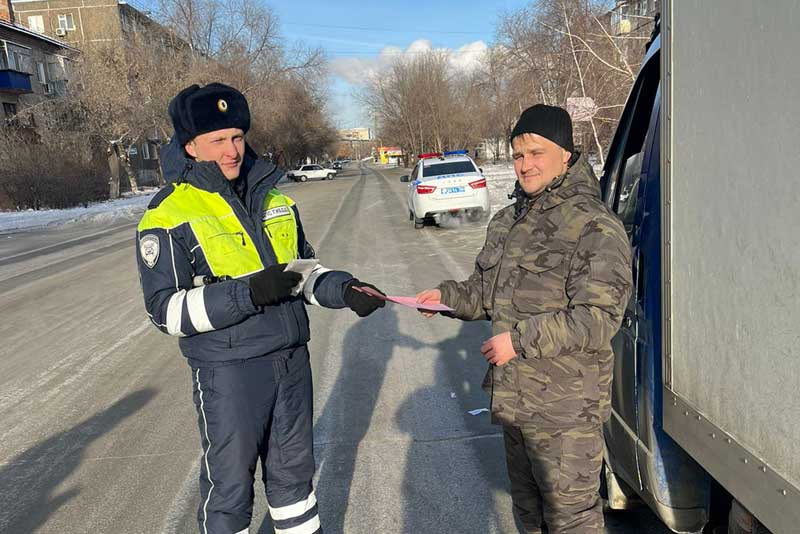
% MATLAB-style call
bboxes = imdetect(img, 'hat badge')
[217,99,228,112]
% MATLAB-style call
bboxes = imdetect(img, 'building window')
[141,142,151,160]
[28,16,45,33]
[3,43,32,73]
[36,62,47,84]
[57,13,76,31]
[3,103,17,116]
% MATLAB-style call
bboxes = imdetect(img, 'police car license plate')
[441,186,465,195]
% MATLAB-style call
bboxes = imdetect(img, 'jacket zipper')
[226,168,296,347]
[496,198,537,418]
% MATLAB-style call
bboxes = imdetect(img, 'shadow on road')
[397,320,518,534]
[0,388,157,532]
[259,307,425,534]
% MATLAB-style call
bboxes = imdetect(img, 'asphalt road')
[0,162,672,533]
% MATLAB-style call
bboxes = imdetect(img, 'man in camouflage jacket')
[417,104,632,533]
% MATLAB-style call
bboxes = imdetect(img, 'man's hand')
[481,332,518,366]
[416,288,442,318]
[248,264,302,306]
[344,279,386,317]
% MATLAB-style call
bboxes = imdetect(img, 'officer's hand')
[249,264,303,306]
[481,332,518,366]
[344,279,386,317]
[415,289,442,318]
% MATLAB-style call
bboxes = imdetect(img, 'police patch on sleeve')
[140,234,160,268]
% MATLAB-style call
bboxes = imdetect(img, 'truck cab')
[600,27,711,532]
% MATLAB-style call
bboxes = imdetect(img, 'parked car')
[286,164,337,182]
[401,151,489,229]
[332,161,343,170]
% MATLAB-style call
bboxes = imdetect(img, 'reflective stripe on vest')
[138,184,298,277]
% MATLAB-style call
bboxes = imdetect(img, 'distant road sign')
[340,128,371,141]
[567,97,598,122]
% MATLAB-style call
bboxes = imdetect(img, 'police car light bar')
[443,150,469,156]
[418,152,442,159]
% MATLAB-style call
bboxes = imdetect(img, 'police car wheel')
[327,173,334,180]
[413,216,424,229]
[466,209,484,222]
[299,175,307,182]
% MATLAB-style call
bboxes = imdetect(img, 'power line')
[285,21,486,35]
[325,50,485,57]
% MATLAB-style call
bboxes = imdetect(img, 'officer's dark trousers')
[191,346,321,534]
[503,424,604,534]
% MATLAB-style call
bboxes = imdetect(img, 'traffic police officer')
[417,104,632,533]
[136,83,385,534]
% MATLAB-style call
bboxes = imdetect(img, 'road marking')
[0,221,138,264]
[314,165,362,249]
[0,449,198,467]
[367,165,471,281]
[314,431,502,448]
[161,460,202,534]
[0,321,151,415]
[0,239,131,295]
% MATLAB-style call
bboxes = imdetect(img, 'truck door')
[600,50,660,493]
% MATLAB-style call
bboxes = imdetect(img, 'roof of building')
[0,17,79,52]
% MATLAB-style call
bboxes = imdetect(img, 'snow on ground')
[481,162,517,214]
[0,189,158,234]
[0,163,517,235]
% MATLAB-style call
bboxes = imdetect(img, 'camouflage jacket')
[438,154,632,428]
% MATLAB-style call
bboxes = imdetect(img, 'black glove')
[249,264,302,306]
[344,279,386,317]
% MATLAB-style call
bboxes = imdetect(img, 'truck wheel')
[298,175,307,182]
[728,499,771,534]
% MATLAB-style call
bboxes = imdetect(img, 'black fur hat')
[168,83,250,145]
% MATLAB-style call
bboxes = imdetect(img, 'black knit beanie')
[510,104,574,153]
[168,83,250,146]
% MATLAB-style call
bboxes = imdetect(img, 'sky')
[268,0,532,130]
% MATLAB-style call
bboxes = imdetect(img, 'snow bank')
[0,189,157,234]
[482,162,517,214]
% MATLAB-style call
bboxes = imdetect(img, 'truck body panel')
[661,2,800,532]
[602,2,800,532]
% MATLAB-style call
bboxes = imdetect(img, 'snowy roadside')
[481,162,517,214]
[0,189,157,235]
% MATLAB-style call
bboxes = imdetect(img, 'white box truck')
[601,2,800,533]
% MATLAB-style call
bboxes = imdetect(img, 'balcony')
[0,69,33,94]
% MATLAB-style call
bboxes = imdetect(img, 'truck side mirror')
[400,175,410,182]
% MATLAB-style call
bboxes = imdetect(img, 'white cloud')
[330,39,488,85]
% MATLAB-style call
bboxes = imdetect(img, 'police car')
[401,151,489,229]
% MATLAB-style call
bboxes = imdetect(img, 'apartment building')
[10,0,160,48]
[0,0,75,126]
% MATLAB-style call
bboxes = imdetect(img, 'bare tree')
[361,50,489,165]
[496,0,654,161]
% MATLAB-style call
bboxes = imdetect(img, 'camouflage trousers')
[503,424,604,534]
